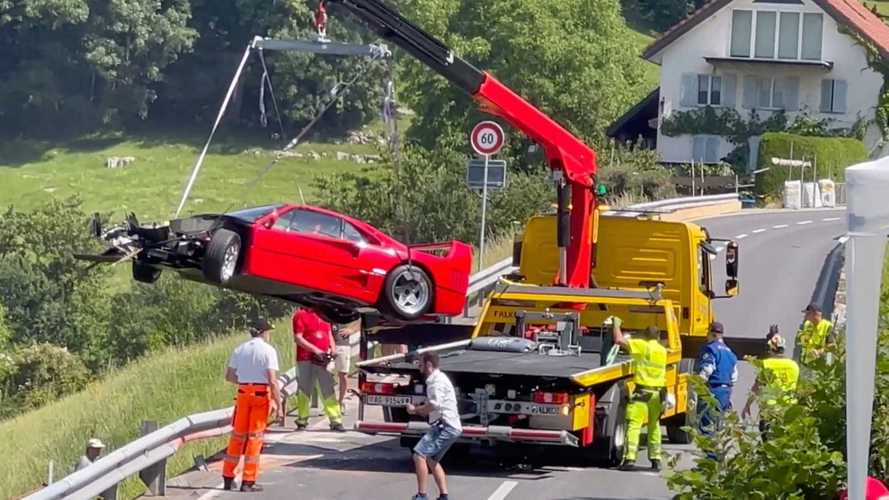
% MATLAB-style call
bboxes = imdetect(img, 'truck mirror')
[725,241,739,278]
[725,278,739,297]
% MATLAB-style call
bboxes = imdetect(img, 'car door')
[339,220,399,302]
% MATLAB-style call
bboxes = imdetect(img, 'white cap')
[87,438,106,449]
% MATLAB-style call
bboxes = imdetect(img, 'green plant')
[755,132,868,195]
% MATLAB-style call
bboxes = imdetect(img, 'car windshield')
[226,204,285,222]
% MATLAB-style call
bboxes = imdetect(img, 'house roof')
[642,0,889,60]
[606,87,659,138]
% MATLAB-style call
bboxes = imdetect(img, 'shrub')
[755,133,868,196]
[0,344,91,418]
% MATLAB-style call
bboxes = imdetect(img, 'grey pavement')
[160,208,845,500]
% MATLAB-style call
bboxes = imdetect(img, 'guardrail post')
[138,421,166,496]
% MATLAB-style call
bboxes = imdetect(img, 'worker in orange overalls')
[222,319,282,492]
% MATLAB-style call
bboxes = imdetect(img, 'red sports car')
[81,204,473,323]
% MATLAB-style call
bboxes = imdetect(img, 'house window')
[731,9,822,61]
[697,75,722,105]
[820,79,848,113]
[731,10,753,57]
[692,136,721,163]
[743,75,799,110]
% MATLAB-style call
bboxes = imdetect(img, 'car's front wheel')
[382,264,432,320]
[132,261,161,284]
[202,229,241,285]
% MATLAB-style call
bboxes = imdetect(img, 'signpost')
[470,121,505,270]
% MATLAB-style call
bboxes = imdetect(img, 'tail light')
[532,391,570,405]
[361,382,396,395]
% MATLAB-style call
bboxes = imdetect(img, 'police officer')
[695,322,738,435]
[610,317,667,471]
[742,326,800,440]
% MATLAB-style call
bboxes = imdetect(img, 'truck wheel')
[132,261,161,284]
[666,358,697,445]
[591,381,628,466]
[383,265,432,320]
[202,229,241,285]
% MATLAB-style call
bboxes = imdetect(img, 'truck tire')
[591,380,628,466]
[202,229,241,285]
[132,261,161,284]
[382,264,433,320]
[666,358,697,445]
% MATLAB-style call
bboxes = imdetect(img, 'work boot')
[330,422,346,432]
[651,459,663,472]
[619,459,636,471]
[240,482,264,493]
[437,495,450,500]
[222,477,235,491]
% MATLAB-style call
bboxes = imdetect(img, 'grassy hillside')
[0,322,294,499]
[0,131,380,221]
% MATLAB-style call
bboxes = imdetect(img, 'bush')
[755,133,868,196]
[0,344,91,418]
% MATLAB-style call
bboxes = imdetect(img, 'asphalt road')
[165,208,845,500]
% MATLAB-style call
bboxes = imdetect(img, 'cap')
[802,303,822,313]
[250,318,273,336]
[709,322,724,334]
[87,438,106,449]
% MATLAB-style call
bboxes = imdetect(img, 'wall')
[652,0,884,164]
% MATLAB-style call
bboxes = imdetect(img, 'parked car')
[78,204,473,323]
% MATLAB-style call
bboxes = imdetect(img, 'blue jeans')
[414,421,461,464]
[698,386,732,436]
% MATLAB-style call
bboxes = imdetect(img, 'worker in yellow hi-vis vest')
[743,326,800,441]
[797,303,834,365]
[609,317,667,472]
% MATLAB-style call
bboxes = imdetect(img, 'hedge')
[755,132,869,196]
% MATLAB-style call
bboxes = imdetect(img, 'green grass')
[864,0,889,18]
[0,321,295,499]
[0,130,381,221]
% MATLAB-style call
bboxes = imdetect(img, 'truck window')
[699,245,712,293]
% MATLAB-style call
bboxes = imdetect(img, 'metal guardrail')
[28,193,742,499]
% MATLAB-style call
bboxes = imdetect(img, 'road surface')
[164,208,845,500]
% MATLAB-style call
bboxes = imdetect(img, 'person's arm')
[742,379,760,418]
[328,329,337,355]
[697,350,715,380]
[225,367,238,385]
[295,333,325,356]
[408,379,442,417]
[731,363,739,385]
[266,350,281,417]
[611,317,628,348]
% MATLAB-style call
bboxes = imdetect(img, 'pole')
[735,174,739,194]
[691,162,696,197]
[479,154,489,271]
[700,161,705,196]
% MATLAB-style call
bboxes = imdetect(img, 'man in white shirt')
[222,319,281,493]
[406,352,462,500]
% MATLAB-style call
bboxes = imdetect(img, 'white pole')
[47,460,53,485]
[479,154,490,271]
[691,162,696,197]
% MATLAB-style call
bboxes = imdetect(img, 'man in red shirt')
[293,307,345,431]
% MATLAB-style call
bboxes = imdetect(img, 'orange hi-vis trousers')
[223,383,271,483]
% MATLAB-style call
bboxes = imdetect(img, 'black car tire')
[666,358,697,445]
[203,229,241,285]
[591,380,628,466]
[382,264,433,320]
[132,261,161,284]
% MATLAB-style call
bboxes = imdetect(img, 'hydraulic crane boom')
[325,0,598,288]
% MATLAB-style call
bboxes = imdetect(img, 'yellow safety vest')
[761,357,800,405]
[798,320,833,362]
[627,338,667,388]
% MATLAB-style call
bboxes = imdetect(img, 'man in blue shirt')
[695,322,738,435]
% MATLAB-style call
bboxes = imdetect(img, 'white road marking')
[736,234,748,239]
[487,480,519,500]
[823,217,842,222]
[797,220,813,225]
[752,228,766,234]
[196,482,226,500]
[773,224,789,229]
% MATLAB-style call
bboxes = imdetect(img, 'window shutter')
[680,73,697,107]
[834,79,848,113]
[820,79,833,112]
[742,76,757,109]
[783,76,800,111]
[722,74,737,107]
[692,136,706,162]
[705,137,720,163]
[802,13,823,60]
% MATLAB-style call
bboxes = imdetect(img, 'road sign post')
[470,121,505,270]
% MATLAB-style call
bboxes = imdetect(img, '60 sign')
[470,121,505,156]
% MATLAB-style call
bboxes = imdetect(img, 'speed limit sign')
[470,121,505,156]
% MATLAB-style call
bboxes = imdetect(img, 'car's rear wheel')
[382,265,432,320]
[132,261,161,284]
[203,229,241,285]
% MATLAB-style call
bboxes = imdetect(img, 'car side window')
[343,221,366,244]
[271,210,299,231]
[290,209,342,239]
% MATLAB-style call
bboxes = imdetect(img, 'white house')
[627,0,889,166]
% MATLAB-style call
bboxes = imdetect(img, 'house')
[617,0,889,167]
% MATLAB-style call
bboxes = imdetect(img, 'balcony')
[705,56,833,71]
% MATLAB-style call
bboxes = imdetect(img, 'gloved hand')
[606,316,622,330]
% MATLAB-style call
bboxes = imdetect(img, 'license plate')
[528,404,560,415]
[366,395,412,407]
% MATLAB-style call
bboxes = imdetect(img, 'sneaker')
[437,495,450,500]
[619,459,636,471]
[412,494,429,500]
[240,482,264,493]
[651,459,663,472]
[222,477,235,491]
[330,422,346,432]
